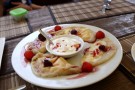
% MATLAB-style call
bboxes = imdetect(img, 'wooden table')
[0,1,135,90]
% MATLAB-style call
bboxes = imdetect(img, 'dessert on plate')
[82,37,117,66]
[23,25,117,78]
[48,26,96,42]
[31,53,81,77]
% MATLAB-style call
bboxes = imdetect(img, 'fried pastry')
[48,26,95,42]
[82,38,117,66]
[31,53,81,77]
[26,39,47,54]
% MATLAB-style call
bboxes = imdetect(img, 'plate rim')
[0,37,5,69]
[11,24,123,89]
[131,43,135,62]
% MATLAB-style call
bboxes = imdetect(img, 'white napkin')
[0,38,5,69]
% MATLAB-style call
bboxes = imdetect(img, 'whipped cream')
[50,37,81,55]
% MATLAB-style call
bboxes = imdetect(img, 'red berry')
[24,50,35,61]
[54,25,61,31]
[96,31,105,39]
[82,62,93,72]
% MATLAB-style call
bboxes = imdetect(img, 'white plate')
[0,37,5,69]
[131,43,135,62]
[11,24,123,89]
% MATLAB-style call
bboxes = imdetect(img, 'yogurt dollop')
[50,37,81,55]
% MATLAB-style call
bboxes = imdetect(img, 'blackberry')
[38,34,46,41]
[71,29,77,35]
[43,60,53,67]
[99,45,107,52]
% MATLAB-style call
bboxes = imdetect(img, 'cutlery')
[101,0,111,13]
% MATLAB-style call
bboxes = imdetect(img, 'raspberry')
[38,34,46,41]
[24,50,35,61]
[81,62,93,72]
[71,29,77,35]
[74,44,81,51]
[54,25,61,31]
[96,31,105,39]
[43,60,53,67]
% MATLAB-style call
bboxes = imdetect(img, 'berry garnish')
[38,34,46,41]
[74,44,81,51]
[82,62,93,72]
[24,50,35,61]
[44,60,53,67]
[84,47,89,55]
[71,29,77,35]
[99,45,107,52]
[96,31,105,39]
[54,25,61,31]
